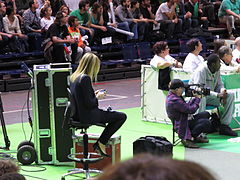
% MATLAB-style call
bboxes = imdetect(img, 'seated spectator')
[166,79,211,148]
[189,54,237,136]
[150,41,182,70]
[213,39,226,53]
[99,0,131,43]
[46,11,78,63]
[183,38,204,73]
[3,7,28,52]
[150,41,182,90]
[68,16,91,62]
[90,2,114,43]
[0,172,26,180]
[4,0,17,13]
[0,160,19,176]
[139,0,156,23]
[39,0,50,10]
[0,1,18,54]
[59,4,70,16]
[70,0,93,41]
[51,0,66,16]
[23,0,44,51]
[134,0,157,40]
[155,0,182,39]
[218,0,240,39]
[218,46,240,73]
[130,0,148,41]
[184,0,209,29]
[40,6,54,31]
[232,37,240,64]
[175,0,192,31]
[115,0,139,41]
[97,154,216,180]
[199,0,215,27]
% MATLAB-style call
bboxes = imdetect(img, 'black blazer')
[70,74,103,124]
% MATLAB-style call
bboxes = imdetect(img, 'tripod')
[0,93,10,150]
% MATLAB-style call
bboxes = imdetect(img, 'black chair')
[61,88,106,180]
[170,119,181,146]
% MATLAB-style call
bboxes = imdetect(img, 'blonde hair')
[70,52,100,82]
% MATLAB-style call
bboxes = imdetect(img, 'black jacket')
[70,74,103,124]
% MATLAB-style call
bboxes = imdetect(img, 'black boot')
[219,124,237,136]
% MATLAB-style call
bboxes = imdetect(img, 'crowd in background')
[0,0,240,62]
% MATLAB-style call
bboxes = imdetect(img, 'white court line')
[99,94,128,102]
[3,94,128,113]
[133,95,140,97]
[3,109,32,114]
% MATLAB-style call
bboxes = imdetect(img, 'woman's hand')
[95,89,107,100]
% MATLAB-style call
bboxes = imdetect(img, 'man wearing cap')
[166,79,211,148]
[189,54,238,136]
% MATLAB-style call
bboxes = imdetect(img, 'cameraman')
[166,79,211,148]
[189,54,237,136]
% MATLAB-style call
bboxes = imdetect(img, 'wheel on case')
[17,141,34,150]
[17,145,37,165]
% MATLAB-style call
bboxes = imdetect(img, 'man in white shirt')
[218,46,240,73]
[183,38,204,73]
[155,0,182,39]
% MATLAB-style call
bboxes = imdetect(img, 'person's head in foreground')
[97,154,216,180]
[0,160,19,176]
[0,172,26,180]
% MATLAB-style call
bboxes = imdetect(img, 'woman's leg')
[97,111,127,145]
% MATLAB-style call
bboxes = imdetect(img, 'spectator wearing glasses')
[150,41,182,70]
[218,46,240,73]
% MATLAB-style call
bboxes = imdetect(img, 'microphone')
[20,62,33,78]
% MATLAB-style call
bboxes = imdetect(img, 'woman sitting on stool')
[69,53,127,157]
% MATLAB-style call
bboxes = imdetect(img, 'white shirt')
[40,16,55,30]
[183,53,204,73]
[155,2,171,21]
[220,59,239,73]
[3,15,21,34]
[232,48,240,64]
[150,54,174,69]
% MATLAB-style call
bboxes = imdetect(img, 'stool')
[61,124,105,180]
[61,88,106,179]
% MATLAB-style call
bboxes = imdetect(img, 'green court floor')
[0,107,239,179]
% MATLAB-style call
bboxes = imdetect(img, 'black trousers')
[52,42,78,63]
[97,110,127,145]
[189,111,211,138]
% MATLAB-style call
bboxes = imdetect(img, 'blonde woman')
[70,53,127,157]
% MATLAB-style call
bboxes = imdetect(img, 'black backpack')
[133,136,173,157]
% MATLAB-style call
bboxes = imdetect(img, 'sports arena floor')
[0,78,239,180]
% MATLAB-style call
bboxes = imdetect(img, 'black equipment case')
[133,136,173,157]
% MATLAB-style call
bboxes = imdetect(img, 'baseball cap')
[169,79,185,90]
